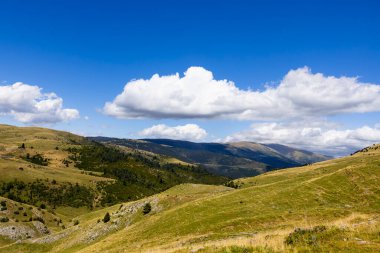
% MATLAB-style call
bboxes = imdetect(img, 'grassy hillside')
[90,138,330,178]
[0,124,107,186]
[2,143,379,252]
[0,124,227,245]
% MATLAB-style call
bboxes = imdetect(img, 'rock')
[33,221,50,234]
[0,224,37,240]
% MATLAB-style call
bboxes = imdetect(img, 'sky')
[1,0,380,156]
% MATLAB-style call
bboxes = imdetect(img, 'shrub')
[285,225,327,246]
[33,216,45,224]
[73,220,79,225]
[13,211,20,215]
[0,217,9,222]
[224,180,240,189]
[0,201,6,207]
[40,203,46,209]
[142,203,151,215]
[103,212,111,223]
[24,154,49,166]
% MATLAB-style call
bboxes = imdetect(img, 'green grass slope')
[82,144,379,252]
[0,124,109,185]
[0,124,225,204]
[0,184,232,252]
[0,124,227,247]
[3,144,379,252]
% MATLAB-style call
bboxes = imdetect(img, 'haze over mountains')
[90,137,331,178]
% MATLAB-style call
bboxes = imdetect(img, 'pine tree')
[103,212,111,223]
[143,203,151,215]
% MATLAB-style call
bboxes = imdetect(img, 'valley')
[0,125,379,252]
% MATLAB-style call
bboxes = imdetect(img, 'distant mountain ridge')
[89,137,332,178]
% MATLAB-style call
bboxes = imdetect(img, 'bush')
[24,154,49,166]
[224,180,240,189]
[0,217,9,222]
[285,225,327,246]
[73,220,79,225]
[33,216,45,224]
[103,212,111,223]
[0,201,6,207]
[142,203,151,215]
[40,203,46,209]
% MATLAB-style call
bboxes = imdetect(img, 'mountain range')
[90,137,331,178]
[0,124,378,252]
[1,124,378,253]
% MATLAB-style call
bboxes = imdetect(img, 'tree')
[103,212,111,223]
[142,203,151,215]
[20,143,25,149]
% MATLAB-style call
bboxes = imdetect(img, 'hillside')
[1,143,378,252]
[90,137,331,178]
[0,124,226,243]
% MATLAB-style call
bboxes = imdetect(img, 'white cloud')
[223,122,380,156]
[103,66,380,120]
[0,82,79,124]
[139,124,207,141]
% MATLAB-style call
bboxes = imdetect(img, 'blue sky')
[1,0,380,156]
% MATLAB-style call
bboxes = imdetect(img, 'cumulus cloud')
[139,124,207,141]
[223,122,380,156]
[0,82,79,124]
[103,66,380,120]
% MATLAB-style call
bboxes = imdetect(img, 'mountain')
[90,137,331,178]
[0,124,226,237]
[264,143,332,164]
[2,143,379,252]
